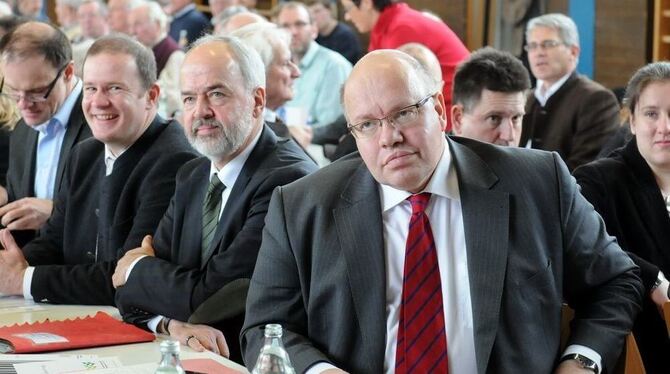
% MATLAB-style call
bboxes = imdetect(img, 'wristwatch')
[560,353,598,373]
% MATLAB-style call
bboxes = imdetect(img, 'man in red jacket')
[340,0,469,130]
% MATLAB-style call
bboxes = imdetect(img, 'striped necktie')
[395,193,449,373]
[201,173,225,264]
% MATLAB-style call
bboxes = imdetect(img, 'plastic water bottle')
[155,340,185,374]
[251,324,296,374]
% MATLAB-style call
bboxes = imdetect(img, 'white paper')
[14,357,123,374]
[13,332,69,344]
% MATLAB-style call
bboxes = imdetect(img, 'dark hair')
[0,16,29,37]
[452,47,531,111]
[0,21,72,70]
[623,62,670,115]
[84,34,157,91]
[352,0,394,11]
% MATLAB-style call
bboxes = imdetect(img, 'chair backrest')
[664,301,670,337]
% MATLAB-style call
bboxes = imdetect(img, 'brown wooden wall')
[594,0,648,89]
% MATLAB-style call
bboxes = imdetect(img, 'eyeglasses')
[524,40,566,52]
[280,21,310,29]
[347,93,435,139]
[0,64,68,103]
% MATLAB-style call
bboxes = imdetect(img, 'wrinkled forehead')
[344,59,426,118]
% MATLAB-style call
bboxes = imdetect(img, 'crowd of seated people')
[0,1,666,373]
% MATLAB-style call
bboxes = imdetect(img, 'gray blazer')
[241,136,643,374]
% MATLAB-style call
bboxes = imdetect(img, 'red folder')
[0,311,155,353]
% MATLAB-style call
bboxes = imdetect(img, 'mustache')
[191,118,223,134]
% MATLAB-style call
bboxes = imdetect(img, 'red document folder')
[0,311,155,353]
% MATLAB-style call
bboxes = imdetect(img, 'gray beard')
[187,115,251,160]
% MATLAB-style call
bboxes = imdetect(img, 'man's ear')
[63,61,75,82]
[252,86,266,118]
[146,83,160,109]
[451,104,464,135]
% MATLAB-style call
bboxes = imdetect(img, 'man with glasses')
[0,21,92,246]
[241,50,643,374]
[521,13,619,170]
[276,1,351,129]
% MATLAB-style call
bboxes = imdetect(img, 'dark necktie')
[201,173,225,264]
[395,193,449,373]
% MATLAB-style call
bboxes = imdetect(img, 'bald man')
[241,49,642,374]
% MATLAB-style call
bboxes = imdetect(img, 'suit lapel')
[449,138,509,374]
[201,126,276,267]
[333,163,387,372]
[23,124,38,197]
[186,161,210,268]
[55,93,85,194]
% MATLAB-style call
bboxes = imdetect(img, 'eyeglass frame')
[347,93,436,139]
[523,39,567,52]
[0,63,69,103]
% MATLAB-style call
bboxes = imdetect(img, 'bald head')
[219,12,267,34]
[397,43,442,84]
[343,50,440,118]
[342,49,447,193]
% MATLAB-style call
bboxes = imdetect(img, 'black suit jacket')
[23,116,197,306]
[242,136,642,374]
[115,125,317,362]
[574,139,670,373]
[520,72,619,170]
[5,92,92,244]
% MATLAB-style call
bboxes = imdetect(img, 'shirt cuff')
[22,266,35,300]
[147,315,165,334]
[125,255,149,282]
[563,344,602,374]
[306,362,337,374]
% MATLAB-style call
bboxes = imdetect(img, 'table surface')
[0,296,249,372]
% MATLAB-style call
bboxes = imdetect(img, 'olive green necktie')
[201,173,225,264]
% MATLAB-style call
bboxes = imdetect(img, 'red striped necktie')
[395,193,449,373]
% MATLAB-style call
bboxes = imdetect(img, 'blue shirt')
[284,41,352,127]
[33,79,82,199]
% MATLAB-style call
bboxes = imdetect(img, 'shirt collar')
[103,145,127,175]
[263,108,277,123]
[32,78,82,134]
[173,3,196,19]
[298,41,319,69]
[380,137,459,212]
[209,126,263,189]
[534,71,572,105]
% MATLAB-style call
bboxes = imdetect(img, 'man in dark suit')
[241,50,643,374]
[520,13,619,170]
[0,22,92,245]
[0,35,197,306]
[112,35,317,362]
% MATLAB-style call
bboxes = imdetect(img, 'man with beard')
[112,35,317,363]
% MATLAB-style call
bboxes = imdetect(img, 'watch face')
[575,355,597,371]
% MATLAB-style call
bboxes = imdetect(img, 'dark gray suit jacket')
[241,136,643,373]
[5,92,92,244]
